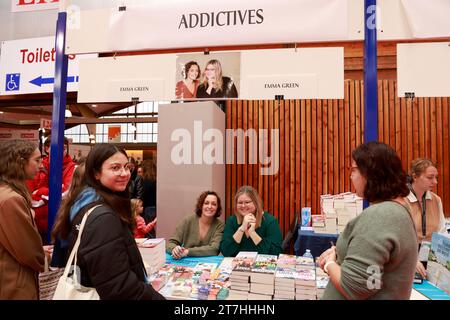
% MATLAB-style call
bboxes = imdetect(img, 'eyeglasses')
[109,164,132,176]
[237,200,253,206]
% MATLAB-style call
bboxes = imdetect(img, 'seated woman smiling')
[167,191,224,259]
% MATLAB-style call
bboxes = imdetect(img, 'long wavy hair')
[201,59,223,92]
[52,144,133,241]
[352,142,409,203]
[52,162,86,241]
[0,140,37,205]
[234,185,264,228]
[141,159,156,182]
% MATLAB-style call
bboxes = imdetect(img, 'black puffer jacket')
[68,203,165,300]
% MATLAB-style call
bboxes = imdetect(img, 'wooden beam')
[65,117,158,124]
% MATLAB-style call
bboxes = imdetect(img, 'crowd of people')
[0,138,448,300]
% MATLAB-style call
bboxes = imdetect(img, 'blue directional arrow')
[29,75,79,87]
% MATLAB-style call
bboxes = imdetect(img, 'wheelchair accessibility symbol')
[5,73,20,92]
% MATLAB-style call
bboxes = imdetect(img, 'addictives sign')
[11,0,59,12]
[0,37,97,95]
[107,0,348,51]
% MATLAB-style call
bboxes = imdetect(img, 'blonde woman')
[0,140,45,299]
[196,59,238,99]
[404,158,447,279]
[220,186,282,257]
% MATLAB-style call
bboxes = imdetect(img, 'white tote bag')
[53,205,101,300]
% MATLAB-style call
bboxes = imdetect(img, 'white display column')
[157,101,226,240]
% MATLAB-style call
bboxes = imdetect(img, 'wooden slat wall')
[226,80,450,238]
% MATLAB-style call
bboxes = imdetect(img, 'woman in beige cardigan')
[404,158,447,279]
[0,140,45,299]
[167,191,224,259]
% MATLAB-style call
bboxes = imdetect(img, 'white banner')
[401,0,450,38]
[0,37,97,95]
[240,48,344,99]
[78,48,343,102]
[397,43,450,97]
[107,0,348,51]
[11,0,59,13]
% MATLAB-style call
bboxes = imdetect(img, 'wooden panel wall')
[225,80,450,238]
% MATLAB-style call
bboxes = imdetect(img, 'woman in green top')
[317,142,418,300]
[220,186,282,257]
[167,191,224,259]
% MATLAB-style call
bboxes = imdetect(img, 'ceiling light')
[65,109,72,117]
[91,104,97,107]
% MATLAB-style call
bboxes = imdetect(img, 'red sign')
[11,0,59,13]
[40,118,52,129]
[21,133,36,138]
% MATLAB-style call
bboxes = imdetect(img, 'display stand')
[157,101,226,239]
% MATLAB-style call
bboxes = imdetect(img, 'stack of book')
[249,254,277,300]
[137,238,166,274]
[228,251,258,299]
[317,192,363,234]
[319,195,338,234]
[315,267,330,299]
[295,256,317,300]
[274,254,297,300]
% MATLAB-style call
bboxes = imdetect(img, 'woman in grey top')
[317,142,418,300]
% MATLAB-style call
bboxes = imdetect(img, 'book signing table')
[139,239,450,300]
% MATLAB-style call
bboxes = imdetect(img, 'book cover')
[232,251,258,272]
[251,254,278,274]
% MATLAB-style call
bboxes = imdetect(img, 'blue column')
[47,11,69,243]
[363,1,378,209]
[364,0,378,143]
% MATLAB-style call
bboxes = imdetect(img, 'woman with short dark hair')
[167,191,224,259]
[318,141,418,300]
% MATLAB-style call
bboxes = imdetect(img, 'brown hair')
[352,142,409,203]
[141,159,156,181]
[52,162,86,241]
[234,185,264,228]
[0,140,37,205]
[183,61,200,80]
[52,143,133,241]
[194,191,222,218]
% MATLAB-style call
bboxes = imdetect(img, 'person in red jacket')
[27,137,75,243]
[131,198,157,239]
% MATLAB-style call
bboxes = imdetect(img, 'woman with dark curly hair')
[166,191,224,259]
[317,141,418,300]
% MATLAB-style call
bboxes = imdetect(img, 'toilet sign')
[0,36,97,95]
